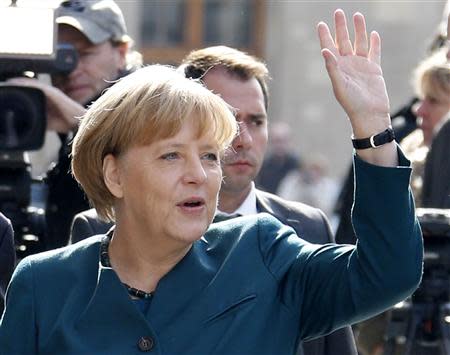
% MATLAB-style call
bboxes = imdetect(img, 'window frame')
[140,0,266,65]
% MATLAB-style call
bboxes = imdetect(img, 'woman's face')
[107,117,222,246]
[415,94,450,145]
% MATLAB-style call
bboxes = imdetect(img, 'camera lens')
[0,86,46,151]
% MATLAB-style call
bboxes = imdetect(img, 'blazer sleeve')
[258,148,423,341]
[0,258,38,354]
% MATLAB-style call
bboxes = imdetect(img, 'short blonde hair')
[414,48,450,101]
[72,65,237,221]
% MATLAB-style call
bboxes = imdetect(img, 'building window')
[203,0,253,47]
[141,0,186,46]
[139,0,265,65]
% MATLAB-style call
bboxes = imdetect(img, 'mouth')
[177,197,206,212]
[227,160,252,167]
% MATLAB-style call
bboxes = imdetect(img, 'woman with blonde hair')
[0,11,423,354]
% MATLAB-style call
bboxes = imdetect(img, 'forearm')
[348,147,423,314]
[296,147,423,339]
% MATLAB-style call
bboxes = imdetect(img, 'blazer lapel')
[76,264,151,332]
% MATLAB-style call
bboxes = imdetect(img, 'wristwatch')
[351,127,395,149]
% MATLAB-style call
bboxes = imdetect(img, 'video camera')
[384,208,450,355]
[0,4,78,258]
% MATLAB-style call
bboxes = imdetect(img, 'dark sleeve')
[69,213,96,245]
[259,147,423,341]
[0,213,15,298]
[0,258,38,354]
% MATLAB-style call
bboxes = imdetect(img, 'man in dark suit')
[0,212,15,313]
[70,45,357,354]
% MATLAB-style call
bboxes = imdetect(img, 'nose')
[232,122,252,150]
[67,59,83,80]
[183,157,207,185]
[415,100,427,120]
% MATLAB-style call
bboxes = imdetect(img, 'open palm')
[318,10,390,137]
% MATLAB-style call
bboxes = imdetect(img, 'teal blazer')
[0,153,423,354]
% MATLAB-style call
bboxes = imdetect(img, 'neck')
[218,184,252,214]
[109,224,191,294]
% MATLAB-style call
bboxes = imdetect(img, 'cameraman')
[9,0,141,250]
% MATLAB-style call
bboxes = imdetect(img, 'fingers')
[353,12,368,57]
[319,9,379,63]
[368,31,381,66]
[317,21,338,57]
[334,9,353,56]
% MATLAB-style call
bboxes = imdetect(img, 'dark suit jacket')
[422,119,450,208]
[70,194,356,355]
[70,208,114,244]
[0,212,15,308]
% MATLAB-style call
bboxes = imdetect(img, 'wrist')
[351,126,395,150]
[349,113,391,139]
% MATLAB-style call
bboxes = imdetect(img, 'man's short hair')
[57,0,131,44]
[181,46,270,109]
[71,65,237,221]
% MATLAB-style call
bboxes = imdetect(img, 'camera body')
[0,4,77,258]
[385,208,450,354]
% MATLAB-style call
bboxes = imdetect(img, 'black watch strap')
[351,127,395,150]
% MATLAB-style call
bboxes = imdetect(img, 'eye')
[79,48,98,59]
[202,152,219,162]
[250,116,266,127]
[160,152,179,160]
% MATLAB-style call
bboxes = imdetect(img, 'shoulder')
[204,213,299,262]
[0,213,13,239]
[256,189,333,243]
[16,236,103,277]
[256,189,328,222]
[205,213,291,245]
[71,209,113,243]
[207,213,286,236]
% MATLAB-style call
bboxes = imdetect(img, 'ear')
[103,154,124,198]
[115,42,129,69]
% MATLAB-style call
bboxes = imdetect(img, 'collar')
[217,182,258,216]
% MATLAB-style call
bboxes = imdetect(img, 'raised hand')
[318,9,397,166]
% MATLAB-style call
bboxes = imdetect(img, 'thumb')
[321,48,338,79]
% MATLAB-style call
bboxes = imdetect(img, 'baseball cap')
[56,0,131,44]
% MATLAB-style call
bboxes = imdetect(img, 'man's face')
[202,68,268,196]
[52,25,127,105]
